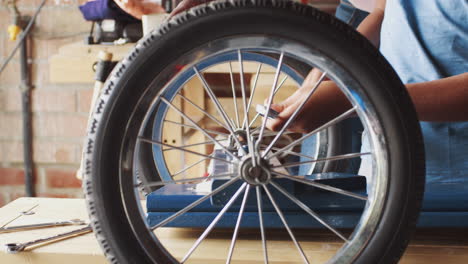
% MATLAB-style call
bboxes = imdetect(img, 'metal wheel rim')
[119,35,388,264]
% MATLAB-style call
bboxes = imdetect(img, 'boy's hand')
[169,0,215,18]
[266,77,352,133]
[114,0,165,19]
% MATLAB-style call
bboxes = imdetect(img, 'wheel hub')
[239,156,271,185]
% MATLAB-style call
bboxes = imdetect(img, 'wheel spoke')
[271,152,371,169]
[163,139,228,152]
[168,157,209,177]
[255,130,296,137]
[181,183,248,263]
[226,184,251,263]
[177,93,230,131]
[274,76,289,94]
[238,50,257,166]
[256,186,268,264]
[249,113,261,128]
[267,75,290,101]
[242,63,262,129]
[273,171,367,201]
[247,75,288,129]
[194,66,237,130]
[160,97,240,160]
[164,119,228,137]
[260,144,315,161]
[228,62,241,128]
[262,72,327,157]
[250,126,260,134]
[256,52,284,147]
[194,67,247,156]
[141,172,236,188]
[268,107,356,160]
[270,181,349,242]
[151,177,241,229]
[262,185,309,264]
[139,137,234,164]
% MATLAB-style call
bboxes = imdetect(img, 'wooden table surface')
[1,197,468,264]
[0,198,104,264]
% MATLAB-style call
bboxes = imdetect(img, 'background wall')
[0,0,90,206]
[0,0,339,207]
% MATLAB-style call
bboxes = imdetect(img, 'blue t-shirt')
[380,0,468,183]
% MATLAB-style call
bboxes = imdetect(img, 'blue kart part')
[147,174,468,228]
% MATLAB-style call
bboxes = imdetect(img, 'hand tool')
[0,219,86,233]
[0,204,38,229]
[256,104,279,120]
[4,225,92,253]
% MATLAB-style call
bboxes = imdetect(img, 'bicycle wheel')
[83,1,425,263]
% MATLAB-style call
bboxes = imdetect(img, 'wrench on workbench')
[0,219,86,233]
[4,225,92,253]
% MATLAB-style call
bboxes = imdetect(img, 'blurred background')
[0,0,340,207]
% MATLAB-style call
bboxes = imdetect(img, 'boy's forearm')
[407,73,468,122]
[356,8,384,47]
[355,0,386,47]
[307,73,468,123]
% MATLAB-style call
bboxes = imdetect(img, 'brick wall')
[0,0,90,206]
[0,0,340,207]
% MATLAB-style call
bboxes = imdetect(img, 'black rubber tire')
[83,1,425,263]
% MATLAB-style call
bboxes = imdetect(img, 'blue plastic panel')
[147,211,468,228]
[147,176,367,212]
[147,174,468,228]
[147,211,362,228]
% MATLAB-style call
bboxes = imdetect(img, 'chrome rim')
[120,35,388,264]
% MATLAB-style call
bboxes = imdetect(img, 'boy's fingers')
[265,116,283,131]
[263,84,311,131]
[273,100,307,132]
[270,103,283,112]
[266,101,296,131]
[169,0,214,18]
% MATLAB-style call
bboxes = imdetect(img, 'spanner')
[0,219,86,233]
[5,225,92,253]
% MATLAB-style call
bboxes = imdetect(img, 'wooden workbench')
[0,198,105,264]
[1,197,468,264]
